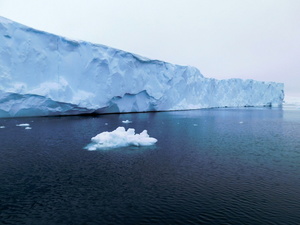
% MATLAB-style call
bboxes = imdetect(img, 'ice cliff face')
[0,16,284,118]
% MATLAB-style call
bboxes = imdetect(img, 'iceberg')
[0,16,284,118]
[16,123,30,127]
[85,127,157,150]
[122,120,132,124]
[283,96,300,110]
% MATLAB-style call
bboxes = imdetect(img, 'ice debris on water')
[122,120,132,124]
[85,126,157,150]
[25,127,32,130]
[0,126,5,128]
[16,123,30,127]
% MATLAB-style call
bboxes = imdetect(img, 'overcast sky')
[0,0,299,96]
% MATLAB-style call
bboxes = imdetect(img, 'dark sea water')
[0,108,300,225]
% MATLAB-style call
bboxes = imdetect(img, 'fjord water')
[0,108,299,225]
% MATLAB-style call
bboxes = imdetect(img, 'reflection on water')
[0,108,299,224]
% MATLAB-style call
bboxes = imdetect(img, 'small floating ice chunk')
[85,126,157,150]
[193,124,198,126]
[122,120,132,124]
[239,121,244,124]
[0,126,5,128]
[16,123,30,127]
[25,127,32,130]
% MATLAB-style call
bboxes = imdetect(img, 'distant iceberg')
[0,16,284,118]
[283,96,300,110]
[85,127,157,150]
[16,123,30,127]
[122,120,132,124]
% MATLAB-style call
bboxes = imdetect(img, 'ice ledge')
[0,16,284,118]
[0,85,284,118]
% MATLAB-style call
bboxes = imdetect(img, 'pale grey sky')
[0,0,299,96]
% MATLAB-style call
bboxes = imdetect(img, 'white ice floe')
[0,126,5,128]
[85,126,157,150]
[122,120,132,124]
[25,127,32,130]
[16,123,30,127]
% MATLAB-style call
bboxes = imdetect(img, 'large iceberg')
[0,16,284,118]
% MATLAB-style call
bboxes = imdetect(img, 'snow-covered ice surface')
[0,16,284,118]
[85,127,157,150]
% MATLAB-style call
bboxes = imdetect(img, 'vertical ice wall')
[0,16,284,117]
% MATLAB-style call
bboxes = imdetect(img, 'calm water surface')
[0,108,300,225]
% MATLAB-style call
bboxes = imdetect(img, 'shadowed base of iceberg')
[84,127,157,150]
[0,92,96,118]
[0,89,284,118]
